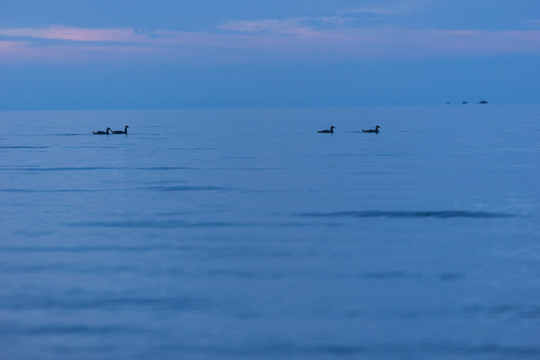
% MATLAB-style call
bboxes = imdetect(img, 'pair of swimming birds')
[317,125,380,134]
[93,125,129,135]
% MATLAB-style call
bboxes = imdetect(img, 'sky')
[1,0,539,110]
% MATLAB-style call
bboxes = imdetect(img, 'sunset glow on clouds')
[0,27,140,42]
[1,18,540,64]
[2,0,540,65]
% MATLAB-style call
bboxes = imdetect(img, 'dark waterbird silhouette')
[112,125,129,134]
[362,125,380,133]
[317,126,335,133]
[93,127,112,135]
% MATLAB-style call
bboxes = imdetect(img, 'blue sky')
[1,0,539,109]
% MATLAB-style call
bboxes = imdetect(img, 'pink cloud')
[345,0,432,16]
[213,22,540,59]
[219,17,352,35]
[0,26,150,43]
[220,19,302,33]
[0,24,539,64]
[0,40,29,49]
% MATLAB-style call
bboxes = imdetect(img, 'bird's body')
[318,126,335,133]
[93,127,112,135]
[361,125,380,133]
[112,125,129,134]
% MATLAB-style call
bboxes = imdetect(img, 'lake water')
[1,105,539,359]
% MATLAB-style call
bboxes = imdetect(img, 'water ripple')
[357,271,422,280]
[463,304,540,319]
[0,166,194,172]
[0,324,131,336]
[0,188,104,193]
[0,295,208,311]
[0,145,50,149]
[301,210,520,219]
[0,245,188,253]
[66,220,246,228]
[137,166,194,171]
[144,185,223,192]
[0,264,141,274]
[161,342,540,357]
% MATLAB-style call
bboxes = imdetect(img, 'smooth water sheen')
[1,105,539,359]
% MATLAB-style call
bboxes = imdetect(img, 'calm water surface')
[1,105,539,359]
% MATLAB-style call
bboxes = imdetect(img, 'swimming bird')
[112,125,129,134]
[93,127,112,135]
[318,126,335,133]
[361,125,380,133]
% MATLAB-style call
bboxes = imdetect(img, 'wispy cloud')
[531,19,540,28]
[219,16,356,33]
[0,40,28,49]
[0,26,154,43]
[344,0,432,16]
[217,18,540,57]
[220,19,301,33]
[0,22,539,64]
